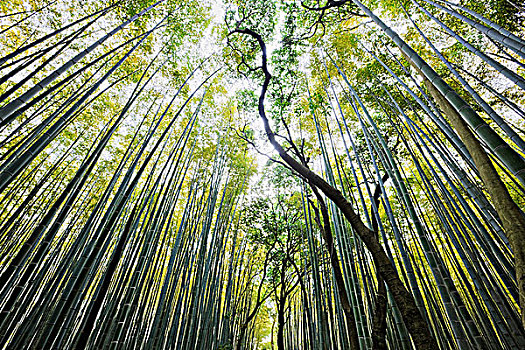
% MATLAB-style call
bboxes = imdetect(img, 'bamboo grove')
[0,0,524,349]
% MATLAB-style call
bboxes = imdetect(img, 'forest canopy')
[0,0,524,349]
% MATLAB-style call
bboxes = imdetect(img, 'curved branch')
[301,0,351,12]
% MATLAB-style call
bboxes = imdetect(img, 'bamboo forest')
[1,0,525,349]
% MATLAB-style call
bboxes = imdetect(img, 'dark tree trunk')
[371,174,389,350]
[277,264,287,350]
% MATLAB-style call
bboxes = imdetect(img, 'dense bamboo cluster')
[1,0,524,349]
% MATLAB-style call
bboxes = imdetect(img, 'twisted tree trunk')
[230,27,438,350]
